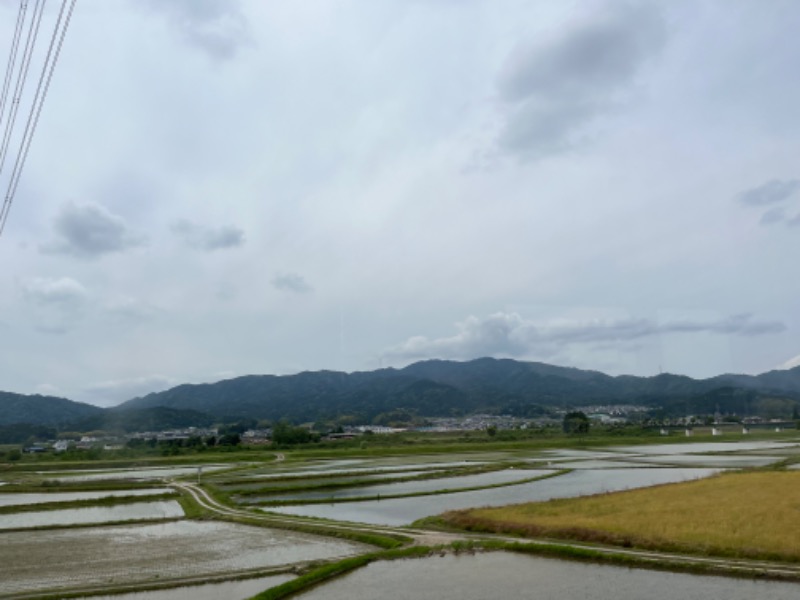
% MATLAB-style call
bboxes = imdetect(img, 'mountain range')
[2,358,800,433]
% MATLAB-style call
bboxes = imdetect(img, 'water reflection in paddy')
[0,500,184,529]
[46,465,231,482]
[78,574,295,600]
[625,454,783,468]
[294,552,800,600]
[547,459,643,469]
[1,520,368,596]
[251,469,550,503]
[232,461,486,480]
[0,488,174,508]
[223,470,437,492]
[265,467,720,526]
[609,441,799,455]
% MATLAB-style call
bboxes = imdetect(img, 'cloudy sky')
[1,0,799,406]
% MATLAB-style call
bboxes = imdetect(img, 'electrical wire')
[0,1,29,131]
[0,0,75,235]
[0,0,76,237]
[0,0,46,180]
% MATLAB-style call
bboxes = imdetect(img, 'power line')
[0,0,76,237]
[0,0,46,180]
[0,1,29,131]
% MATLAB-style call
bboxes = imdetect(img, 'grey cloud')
[140,0,250,60]
[737,179,800,206]
[387,311,785,360]
[759,207,786,226]
[171,219,245,250]
[272,273,313,294]
[787,213,800,227]
[496,4,666,159]
[42,202,144,258]
[499,99,597,158]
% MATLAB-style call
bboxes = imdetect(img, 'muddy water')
[78,574,294,600]
[0,520,369,596]
[294,552,800,600]
[0,488,174,508]
[0,500,184,529]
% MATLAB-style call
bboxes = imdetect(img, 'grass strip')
[215,511,411,549]
[248,546,431,600]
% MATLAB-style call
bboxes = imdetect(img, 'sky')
[1,0,799,407]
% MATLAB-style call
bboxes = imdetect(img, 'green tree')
[562,411,590,434]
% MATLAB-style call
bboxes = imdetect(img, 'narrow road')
[173,481,800,581]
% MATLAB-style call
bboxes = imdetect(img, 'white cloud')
[776,354,800,370]
[387,312,786,361]
[22,277,88,306]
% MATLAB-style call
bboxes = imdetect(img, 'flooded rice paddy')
[623,454,783,467]
[0,487,174,507]
[78,574,295,600]
[293,552,800,600]
[0,500,184,529]
[0,520,367,597]
[44,464,232,482]
[3,436,798,598]
[222,460,485,480]
[245,468,550,503]
[264,467,721,525]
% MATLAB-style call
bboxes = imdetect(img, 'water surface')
[0,488,174,508]
[265,467,720,526]
[0,500,183,529]
[294,552,800,600]
[250,469,550,503]
[78,574,294,600]
[1,520,368,596]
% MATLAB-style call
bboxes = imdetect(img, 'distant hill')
[119,358,800,424]
[3,359,800,435]
[0,391,103,427]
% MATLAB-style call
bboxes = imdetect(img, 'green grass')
[248,547,431,600]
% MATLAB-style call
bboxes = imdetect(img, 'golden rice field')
[442,471,800,561]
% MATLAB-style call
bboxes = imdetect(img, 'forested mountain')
[0,391,103,427]
[118,358,800,423]
[3,358,800,431]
